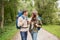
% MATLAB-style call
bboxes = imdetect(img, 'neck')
[23,14,26,17]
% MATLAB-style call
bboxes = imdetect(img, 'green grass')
[0,23,18,40]
[43,25,60,38]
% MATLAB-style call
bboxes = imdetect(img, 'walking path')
[11,28,59,40]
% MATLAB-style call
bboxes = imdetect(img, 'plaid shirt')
[30,16,42,32]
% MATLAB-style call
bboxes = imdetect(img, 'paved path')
[11,28,59,40]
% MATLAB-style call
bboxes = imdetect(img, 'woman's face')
[32,13,37,18]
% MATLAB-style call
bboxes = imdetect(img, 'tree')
[0,0,19,29]
[4,0,19,24]
[34,0,57,24]
[0,0,4,29]
[18,0,34,17]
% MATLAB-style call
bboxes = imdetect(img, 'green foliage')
[54,19,60,25]
[43,25,60,38]
[35,0,57,24]
[1,0,19,26]
[0,0,18,26]
[0,0,18,37]
[4,0,18,24]
[18,0,34,17]
[0,0,34,25]
[0,22,17,40]
[0,14,1,22]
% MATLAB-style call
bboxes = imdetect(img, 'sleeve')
[38,17,42,25]
[28,18,31,22]
[18,17,24,27]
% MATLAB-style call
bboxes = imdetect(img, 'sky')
[57,0,60,8]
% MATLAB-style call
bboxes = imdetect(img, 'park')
[0,0,60,40]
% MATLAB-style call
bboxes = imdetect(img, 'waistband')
[21,27,28,28]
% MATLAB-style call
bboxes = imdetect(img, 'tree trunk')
[1,1,4,29]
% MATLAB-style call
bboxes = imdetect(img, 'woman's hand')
[35,24,40,27]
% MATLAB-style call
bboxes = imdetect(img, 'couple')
[18,10,42,40]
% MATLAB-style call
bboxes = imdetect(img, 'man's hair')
[23,10,28,14]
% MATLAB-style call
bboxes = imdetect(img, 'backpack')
[16,11,24,29]
[37,16,42,30]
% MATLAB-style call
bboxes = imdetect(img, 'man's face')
[25,12,28,16]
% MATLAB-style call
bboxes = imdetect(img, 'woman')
[29,10,42,40]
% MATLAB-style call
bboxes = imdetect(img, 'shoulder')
[18,16,23,20]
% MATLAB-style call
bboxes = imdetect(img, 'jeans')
[31,31,38,40]
[20,31,27,40]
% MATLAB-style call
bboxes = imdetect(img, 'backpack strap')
[21,15,28,20]
[21,15,25,19]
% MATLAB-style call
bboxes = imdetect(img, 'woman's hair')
[32,13,37,18]
[32,10,38,18]
[31,12,37,21]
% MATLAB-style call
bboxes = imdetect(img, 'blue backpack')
[16,11,24,29]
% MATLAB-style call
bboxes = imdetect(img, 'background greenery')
[0,0,60,40]
[43,25,60,38]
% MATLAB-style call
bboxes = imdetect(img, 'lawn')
[0,23,18,40]
[43,25,60,39]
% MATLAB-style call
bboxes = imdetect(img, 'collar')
[22,15,27,18]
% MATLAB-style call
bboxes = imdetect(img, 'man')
[18,10,28,40]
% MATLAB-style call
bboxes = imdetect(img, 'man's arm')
[18,17,24,27]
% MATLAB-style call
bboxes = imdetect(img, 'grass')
[43,25,60,39]
[0,22,18,40]
[0,23,60,40]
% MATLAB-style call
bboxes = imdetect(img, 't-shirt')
[18,15,29,32]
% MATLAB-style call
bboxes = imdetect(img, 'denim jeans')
[31,31,38,40]
[20,31,27,40]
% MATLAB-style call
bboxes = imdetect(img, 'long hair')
[31,13,37,21]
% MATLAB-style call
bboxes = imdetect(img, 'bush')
[55,20,60,25]
[0,22,17,40]
[52,18,60,25]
